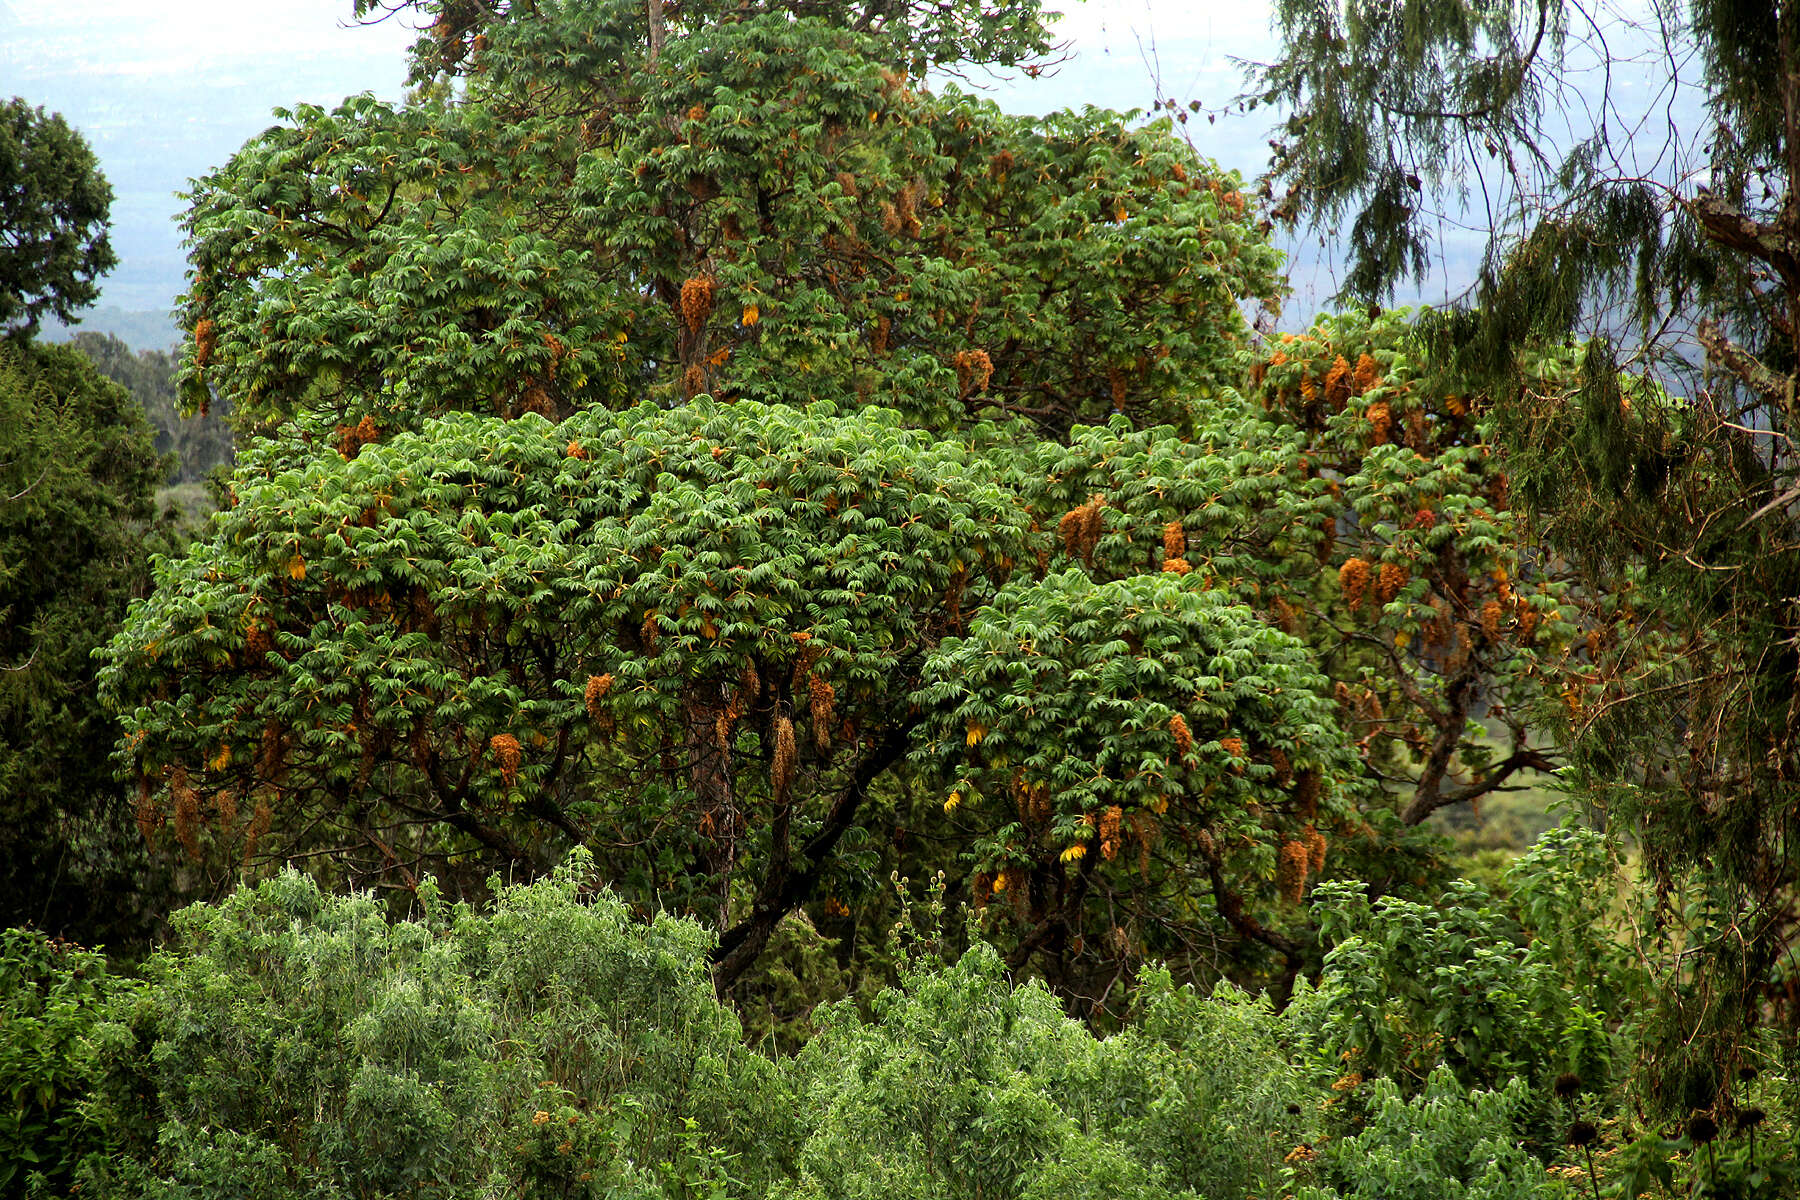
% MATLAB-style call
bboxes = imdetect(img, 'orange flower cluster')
[194,317,218,368]
[1303,823,1329,873]
[954,348,993,396]
[1277,839,1309,905]
[171,765,201,860]
[214,788,239,834]
[1219,736,1246,760]
[1129,811,1158,878]
[807,674,836,752]
[584,673,613,719]
[1338,557,1371,612]
[1169,712,1194,759]
[1059,495,1106,562]
[1162,520,1186,561]
[1259,593,1296,634]
[895,182,923,235]
[1406,406,1427,446]
[679,275,715,332]
[1481,598,1506,639]
[1324,355,1353,406]
[1099,805,1124,861]
[1376,561,1408,604]
[1367,399,1393,444]
[134,776,160,842]
[681,364,707,400]
[1353,352,1382,390]
[336,414,380,459]
[772,715,797,801]
[565,439,588,460]
[259,720,286,779]
[490,734,522,788]
[1012,776,1052,825]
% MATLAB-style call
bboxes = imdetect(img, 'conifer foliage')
[0,99,115,336]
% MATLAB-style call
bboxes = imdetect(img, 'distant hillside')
[42,306,180,354]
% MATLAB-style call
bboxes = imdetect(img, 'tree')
[177,0,1278,439]
[0,339,173,948]
[1250,0,1800,1122]
[109,0,1307,998]
[919,567,1360,1001]
[100,400,1036,983]
[0,99,115,337]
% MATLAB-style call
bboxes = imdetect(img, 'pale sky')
[4,1,1376,319]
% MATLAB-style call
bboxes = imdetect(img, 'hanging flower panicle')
[489,734,522,788]
[679,275,715,332]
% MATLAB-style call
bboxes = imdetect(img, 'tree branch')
[710,722,914,988]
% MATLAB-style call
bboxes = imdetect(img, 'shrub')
[80,853,789,1199]
[0,928,132,1196]
[775,944,1311,1200]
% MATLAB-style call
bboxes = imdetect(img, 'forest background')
[2,1,1797,1199]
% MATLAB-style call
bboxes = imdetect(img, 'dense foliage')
[0,928,131,1197]
[0,340,176,949]
[0,860,1626,1200]
[181,0,1276,439]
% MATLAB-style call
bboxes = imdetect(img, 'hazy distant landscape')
[41,305,178,352]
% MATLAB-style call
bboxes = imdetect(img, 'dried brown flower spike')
[679,275,715,332]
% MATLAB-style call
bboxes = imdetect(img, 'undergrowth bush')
[77,852,790,1199]
[40,854,1332,1199]
[0,928,132,1197]
[10,844,1698,1199]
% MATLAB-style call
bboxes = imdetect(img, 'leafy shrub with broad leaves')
[0,928,132,1196]
[1293,826,1634,1151]
[1295,1068,1556,1200]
